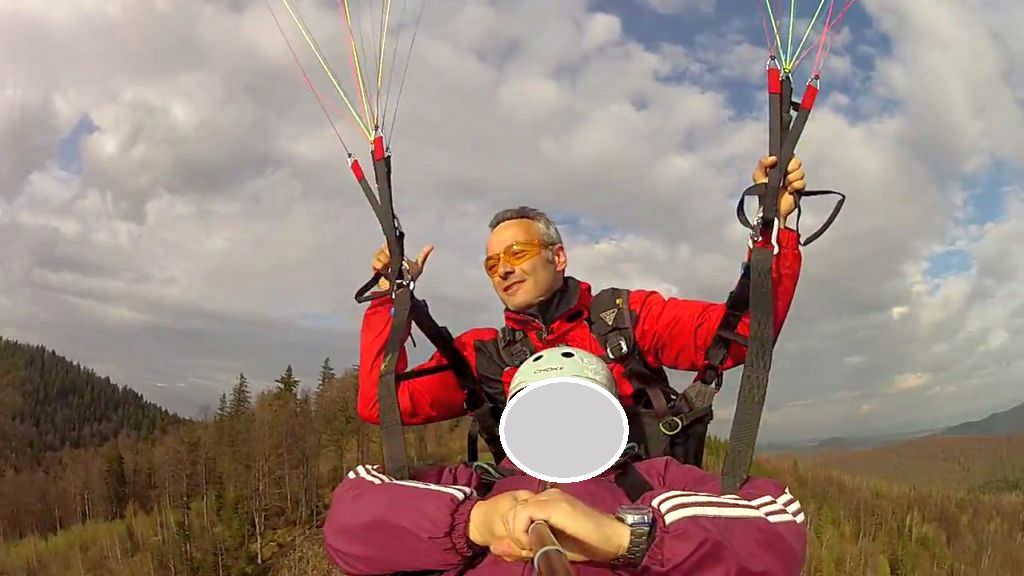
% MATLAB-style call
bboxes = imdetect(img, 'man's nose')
[498,260,515,279]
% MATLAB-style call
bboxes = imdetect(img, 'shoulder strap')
[588,287,634,360]
[696,263,752,388]
[497,325,535,367]
[588,288,674,421]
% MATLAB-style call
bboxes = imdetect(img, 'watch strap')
[611,507,654,567]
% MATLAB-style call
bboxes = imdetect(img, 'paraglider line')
[789,0,832,73]
[757,1,778,56]
[787,0,796,68]
[763,0,785,64]
[386,0,424,144]
[795,0,837,75]
[813,0,858,76]
[278,0,371,141]
[381,0,410,131]
[342,0,375,135]
[266,1,352,157]
[790,0,829,72]
[376,0,393,125]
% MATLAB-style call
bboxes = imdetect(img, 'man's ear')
[552,245,568,272]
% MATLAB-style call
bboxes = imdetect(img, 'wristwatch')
[610,504,655,568]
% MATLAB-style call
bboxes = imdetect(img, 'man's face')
[485,219,567,311]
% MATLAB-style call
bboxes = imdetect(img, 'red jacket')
[356,227,802,424]
[323,455,807,575]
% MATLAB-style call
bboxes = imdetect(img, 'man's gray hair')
[488,206,563,246]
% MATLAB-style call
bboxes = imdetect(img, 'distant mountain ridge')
[759,400,1024,455]
[0,336,179,468]
[939,401,1024,436]
[779,433,1024,493]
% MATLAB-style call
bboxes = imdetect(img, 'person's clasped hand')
[499,488,632,564]
[468,489,536,562]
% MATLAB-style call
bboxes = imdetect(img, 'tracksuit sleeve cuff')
[451,497,485,558]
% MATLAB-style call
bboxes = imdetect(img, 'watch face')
[617,505,653,524]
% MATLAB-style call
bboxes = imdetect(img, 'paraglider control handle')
[354,272,389,303]
[735,183,846,248]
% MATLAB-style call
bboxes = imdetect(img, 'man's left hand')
[753,155,805,225]
[496,488,632,564]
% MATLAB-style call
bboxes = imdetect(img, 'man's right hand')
[468,490,535,561]
[371,243,434,291]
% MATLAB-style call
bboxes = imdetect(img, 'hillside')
[780,433,1024,493]
[0,342,1021,575]
[3,431,1023,576]
[939,401,1024,436]
[0,337,179,470]
[758,431,930,455]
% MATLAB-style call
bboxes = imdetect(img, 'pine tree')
[104,444,128,519]
[216,392,229,420]
[229,373,251,416]
[317,357,336,394]
[275,365,300,395]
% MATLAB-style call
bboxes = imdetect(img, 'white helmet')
[499,346,629,483]
[507,345,618,399]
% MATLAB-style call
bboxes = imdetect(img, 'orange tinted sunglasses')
[484,239,552,277]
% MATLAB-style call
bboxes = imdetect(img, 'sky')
[1,0,1023,444]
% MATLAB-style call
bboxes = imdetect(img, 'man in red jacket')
[355,154,804,429]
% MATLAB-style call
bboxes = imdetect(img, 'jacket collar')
[503,276,593,331]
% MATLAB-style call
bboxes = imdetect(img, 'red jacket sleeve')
[631,457,807,575]
[322,463,485,575]
[630,227,802,373]
[358,296,496,425]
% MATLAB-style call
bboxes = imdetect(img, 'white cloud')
[890,372,930,393]
[1,0,1023,443]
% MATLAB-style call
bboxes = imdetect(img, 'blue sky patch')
[595,1,882,122]
[57,114,98,175]
[551,210,622,242]
[959,160,1014,227]
[920,163,1016,284]
[924,248,973,281]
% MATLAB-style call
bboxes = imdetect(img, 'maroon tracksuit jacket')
[323,455,807,574]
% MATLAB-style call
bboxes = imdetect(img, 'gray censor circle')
[499,376,629,483]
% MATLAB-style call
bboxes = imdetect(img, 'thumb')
[417,244,435,267]
[753,155,776,184]
[490,537,531,562]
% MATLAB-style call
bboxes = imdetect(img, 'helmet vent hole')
[532,354,544,362]
[560,351,575,358]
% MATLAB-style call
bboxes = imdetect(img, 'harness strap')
[697,262,752,387]
[722,66,812,494]
[588,288,674,422]
[366,141,412,481]
[378,287,413,480]
[351,137,492,482]
[499,326,535,367]
[470,403,506,465]
[613,461,654,503]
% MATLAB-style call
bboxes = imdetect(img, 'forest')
[0,338,1022,575]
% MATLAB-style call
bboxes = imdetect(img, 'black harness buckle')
[606,334,630,359]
